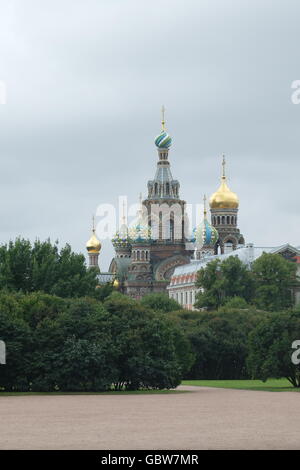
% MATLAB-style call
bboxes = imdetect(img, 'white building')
[168,243,300,310]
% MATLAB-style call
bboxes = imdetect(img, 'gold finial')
[222,154,226,179]
[92,215,96,232]
[203,194,207,217]
[161,105,166,131]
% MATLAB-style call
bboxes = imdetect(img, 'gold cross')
[161,105,166,131]
[222,154,226,178]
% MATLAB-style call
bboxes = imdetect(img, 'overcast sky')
[0,0,299,270]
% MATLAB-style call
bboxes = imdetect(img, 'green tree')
[103,293,193,389]
[247,311,300,387]
[0,238,98,298]
[168,307,266,380]
[195,257,254,310]
[222,296,249,310]
[141,293,181,313]
[0,292,32,391]
[30,297,113,391]
[93,283,114,302]
[252,253,298,311]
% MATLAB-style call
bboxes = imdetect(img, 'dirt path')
[0,385,299,449]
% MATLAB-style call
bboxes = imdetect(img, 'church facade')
[108,113,194,299]
[85,110,299,305]
[103,111,244,299]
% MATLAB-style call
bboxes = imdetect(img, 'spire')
[122,200,126,225]
[222,154,226,179]
[128,193,151,242]
[149,109,179,199]
[203,194,207,218]
[161,105,166,131]
[154,106,172,149]
[137,193,143,216]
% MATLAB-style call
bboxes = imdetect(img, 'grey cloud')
[0,0,299,269]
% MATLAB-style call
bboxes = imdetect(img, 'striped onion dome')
[192,218,219,248]
[191,198,219,248]
[154,130,172,149]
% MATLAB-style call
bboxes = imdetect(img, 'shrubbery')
[0,239,299,390]
[0,291,192,392]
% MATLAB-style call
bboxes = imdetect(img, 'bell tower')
[86,216,101,270]
[209,156,245,254]
[143,106,187,244]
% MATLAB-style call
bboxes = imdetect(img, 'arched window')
[159,211,163,240]
[170,212,174,241]
[227,216,230,224]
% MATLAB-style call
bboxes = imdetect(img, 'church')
[85,110,300,305]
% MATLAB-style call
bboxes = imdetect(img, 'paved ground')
[0,385,299,450]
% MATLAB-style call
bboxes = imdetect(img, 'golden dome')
[113,279,120,288]
[209,156,239,210]
[86,229,101,253]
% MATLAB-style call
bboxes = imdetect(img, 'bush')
[140,293,181,313]
[247,311,300,387]
[0,291,192,391]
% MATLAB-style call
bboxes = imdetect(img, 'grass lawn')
[0,389,189,397]
[181,378,300,392]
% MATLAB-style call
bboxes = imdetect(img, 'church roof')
[269,244,300,256]
[169,243,300,287]
[108,257,131,281]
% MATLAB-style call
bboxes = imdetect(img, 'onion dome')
[112,220,132,248]
[86,223,101,254]
[155,130,172,149]
[154,105,172,149]
[129,223,151,242]
[129,194,151,243]
[192,196,219,248]
[210,156,239,209]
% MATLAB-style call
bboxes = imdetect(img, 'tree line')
[0,239,299,390]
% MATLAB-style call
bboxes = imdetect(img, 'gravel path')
[0,385,299,450]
